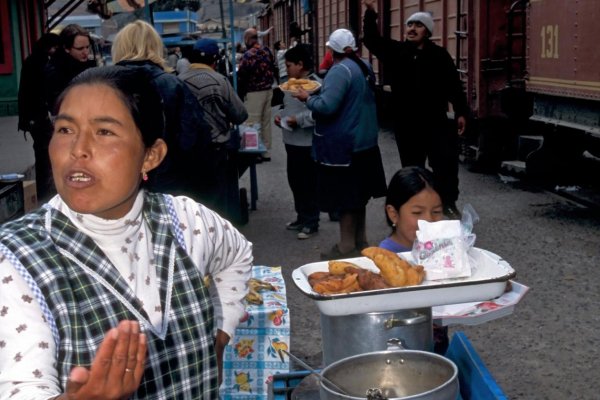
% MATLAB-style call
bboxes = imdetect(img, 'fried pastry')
[310,272,360,295]
[328,260,360,275]
[361,247,425,287]
[280,78,320,92]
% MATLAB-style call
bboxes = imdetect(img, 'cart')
[270,331,508,400]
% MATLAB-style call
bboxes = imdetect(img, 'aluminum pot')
[321,308,433,365]
[319,349,458,400]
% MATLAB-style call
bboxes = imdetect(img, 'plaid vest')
[0,193,218,399]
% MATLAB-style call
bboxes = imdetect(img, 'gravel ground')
[239,125,600,399]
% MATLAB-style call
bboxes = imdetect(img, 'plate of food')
[292,247,516,316]
[279,78,321,94]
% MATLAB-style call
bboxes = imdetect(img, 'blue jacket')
[306,58,379,166]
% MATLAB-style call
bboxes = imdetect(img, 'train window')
[540,25,559,59]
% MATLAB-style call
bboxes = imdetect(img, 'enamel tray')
[292,247,516,316]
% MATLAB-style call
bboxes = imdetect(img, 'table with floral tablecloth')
[221,266,290,399]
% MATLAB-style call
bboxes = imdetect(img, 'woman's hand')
[363,0,376,10]
[293,88,310,102]
[215,329,231,386]
[56,320,147,400]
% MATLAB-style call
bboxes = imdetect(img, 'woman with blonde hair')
[112,19,212,200]
[112,20,170,71]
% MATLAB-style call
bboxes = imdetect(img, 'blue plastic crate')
[270,332,507,400]
[445,332,508,400]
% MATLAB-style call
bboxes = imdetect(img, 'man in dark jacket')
[363,0,469,218]
[179,38,248,222]
[18,33,60,200]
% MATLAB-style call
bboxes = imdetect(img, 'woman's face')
[66,34,91,62]
[50,83,158,219]
[387,187,444,248]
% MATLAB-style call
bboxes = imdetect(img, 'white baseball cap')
[325,29,357,54]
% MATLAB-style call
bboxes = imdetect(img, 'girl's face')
[50,83,165,219]
[285,60,304,79]
[387,187,444,248]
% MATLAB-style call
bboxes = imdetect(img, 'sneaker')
[286,220,303,231]
[297,226,318,240]
[443,204,462,220]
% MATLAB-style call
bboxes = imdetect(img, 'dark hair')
[385,166,439,227]
[284,44,314,71]
[54,65,165,148]
[274,40,282,51]
[59,24,91,49]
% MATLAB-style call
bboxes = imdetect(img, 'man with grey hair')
[363,0,469,220]
[237,27,276,161]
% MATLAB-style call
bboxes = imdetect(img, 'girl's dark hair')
[385,166,439,227]
[274,40,282,51]
[284,44,314,71]
[54,65,165,148]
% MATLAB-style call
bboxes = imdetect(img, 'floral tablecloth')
[221,266,290,399]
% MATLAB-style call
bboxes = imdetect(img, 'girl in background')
[380,166,449,354]
[380,166,444,252]
[274,44,320,239]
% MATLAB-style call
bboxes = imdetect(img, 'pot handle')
[383,312,428,329]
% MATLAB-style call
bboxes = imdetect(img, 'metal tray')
[292,247,516,316]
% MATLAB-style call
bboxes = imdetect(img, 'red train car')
[258,0,600,184]
[525,0,600,182]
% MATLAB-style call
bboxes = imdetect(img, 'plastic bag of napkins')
[411,205,479,280]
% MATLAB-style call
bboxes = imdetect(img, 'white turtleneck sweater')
[0,192,253,399]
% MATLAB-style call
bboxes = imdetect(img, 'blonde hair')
[111,20,170,71]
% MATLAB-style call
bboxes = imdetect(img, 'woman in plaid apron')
[0,66,253,399]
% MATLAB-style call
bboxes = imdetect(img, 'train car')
[258,0,600,185]
[524,0,600,183]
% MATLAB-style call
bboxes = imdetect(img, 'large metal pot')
[321,308,433,365]
[319,349,458,400]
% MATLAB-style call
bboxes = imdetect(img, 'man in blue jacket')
[363,0,469,219]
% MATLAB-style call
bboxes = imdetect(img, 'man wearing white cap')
[362,0,469,219]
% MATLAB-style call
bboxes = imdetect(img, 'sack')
[411,205,479,280]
